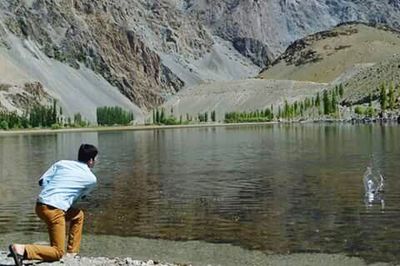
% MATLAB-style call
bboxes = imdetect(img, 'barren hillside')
[340,55,400,106]
[160,79,327,122]
[259,23,400,83]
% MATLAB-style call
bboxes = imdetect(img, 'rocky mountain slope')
[0,0,258,122]
[161,23,400,119]
[0,31,144,123]
[181,0,400,67]
[0,82,52,113]
[2,0,400,123]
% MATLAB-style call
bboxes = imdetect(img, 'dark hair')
[78,144,98,163]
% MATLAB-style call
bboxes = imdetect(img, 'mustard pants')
[25,203,84,261]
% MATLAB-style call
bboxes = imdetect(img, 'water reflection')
[1,124,400,263]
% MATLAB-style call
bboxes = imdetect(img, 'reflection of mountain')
[84,126,400,262]
[3,127,399,261]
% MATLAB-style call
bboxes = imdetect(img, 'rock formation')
[1,0,400,118]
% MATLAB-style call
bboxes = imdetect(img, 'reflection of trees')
[87,130,163,236]
[88,168,162,237]
[80,126,400,262]
[0,134,57,234]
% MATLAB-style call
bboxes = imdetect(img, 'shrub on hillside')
[354,106,365,115]
[0,120,8,130]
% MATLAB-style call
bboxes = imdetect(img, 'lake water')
[1,124,400,264]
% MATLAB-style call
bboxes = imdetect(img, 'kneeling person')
[9,144,98,265]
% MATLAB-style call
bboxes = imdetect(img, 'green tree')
[156,109,160,124]
[331,91,338,114]
[211,110,216,122]
[0,120,8,130]
[334,85,338,96]
[198,113,205,122]
[323,90,330,115]
[389,81,395,110]
[52,99,57,125]
[96,106,134,126]
[315,92,321,107]
[74,113,83,127]
[270,105,274,120]
[368,93,373,107]
[160,108,165,123]
[339,84,344,98]
[294,101,298,116]
[380,82,387,111]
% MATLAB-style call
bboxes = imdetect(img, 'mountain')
[1,0,400,123]
[258,23,400,83]
[181,0,400,67]
[161,23,400,119]
[0,0,259,122]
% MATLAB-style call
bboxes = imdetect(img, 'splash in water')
[363,166,384,194]
[363,166,385,207]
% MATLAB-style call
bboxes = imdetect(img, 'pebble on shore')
[0,251,181,266]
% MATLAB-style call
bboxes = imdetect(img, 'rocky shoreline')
[0,231,396,266]
[0,252,179,266]
[0,250,395,266]
[1,115,400,136]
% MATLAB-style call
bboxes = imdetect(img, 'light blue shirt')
[37,160,97,211]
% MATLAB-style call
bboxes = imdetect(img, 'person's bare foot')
[8,244,24,266]
[64,252,78,258]
[10,244,25,256]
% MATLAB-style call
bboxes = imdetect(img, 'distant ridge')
[258,23,400,83]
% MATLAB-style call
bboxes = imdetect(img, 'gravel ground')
[0,232,396,266]
[0,250,394,266]
[0,251,179,266]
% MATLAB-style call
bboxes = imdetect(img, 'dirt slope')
[259,23,400,83]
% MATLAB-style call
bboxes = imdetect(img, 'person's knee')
[68,209,84,223]
[54,248,64,260]
[77,210,84,222]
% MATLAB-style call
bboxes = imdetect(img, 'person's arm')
[77,171,97,201]
[38,163,57,187]
[80,182,96,200]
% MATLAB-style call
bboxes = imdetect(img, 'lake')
[1,124,400,264]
